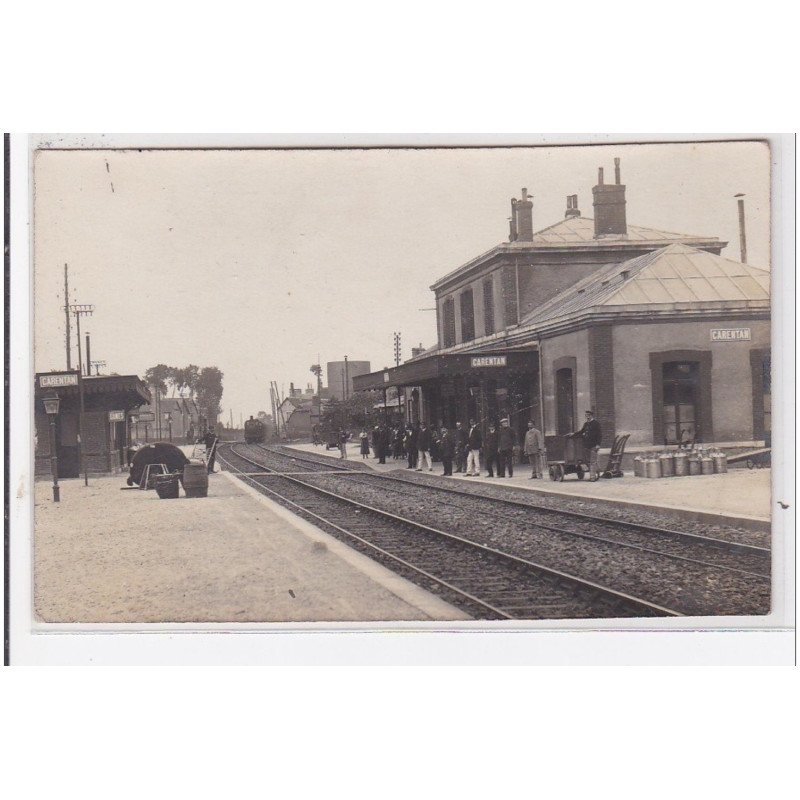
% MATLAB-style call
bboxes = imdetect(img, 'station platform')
[33,471,469,624]
[286,441,772,530]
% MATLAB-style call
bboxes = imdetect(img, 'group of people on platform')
[332,409,602,481]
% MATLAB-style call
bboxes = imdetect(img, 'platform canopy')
[353,348,537,392]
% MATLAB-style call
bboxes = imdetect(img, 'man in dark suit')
[405,424,418,469]
[483,423,498,477]
[465,418,482,476]
[497,418,516,477]
[576,409,602,481]
[438,427,455,476]
[453,422,467,473]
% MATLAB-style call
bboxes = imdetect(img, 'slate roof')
[521,244,770,328]
[430,216,724,290]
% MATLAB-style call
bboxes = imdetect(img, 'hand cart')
[548,435,589,481]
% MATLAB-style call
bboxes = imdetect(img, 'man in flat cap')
[576,409,602,481]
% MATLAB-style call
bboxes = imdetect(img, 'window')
[460,289,475,342]
[762,355,771,434]
[662,361,698,444]
[483,279,495,335]
[442,297,456,348]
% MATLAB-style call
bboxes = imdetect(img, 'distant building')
[134,396,200,443]
[278,396,315,439]
[326,360,371,400]
[35,372,151,477]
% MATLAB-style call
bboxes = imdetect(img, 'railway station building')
[34,372,152,478]
[353,159,771,460]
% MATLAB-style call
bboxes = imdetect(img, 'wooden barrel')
[183,461,209,498]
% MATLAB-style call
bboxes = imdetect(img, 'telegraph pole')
[70,303,94,486]
[64,264,71,370]
[393,331,402,366]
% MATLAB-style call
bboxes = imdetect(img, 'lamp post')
[70,304,94,486]
[164,411,173,442]
[43,394,61,502]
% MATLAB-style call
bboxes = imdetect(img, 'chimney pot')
[564,193,581,219]
[614,158,621,185]
[598,167,604,185]
[514,188,534,241]
[593,163,627,237]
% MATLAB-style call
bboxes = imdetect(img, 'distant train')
[243,416,267,444]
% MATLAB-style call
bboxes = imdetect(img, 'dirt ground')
[33,472,467,624]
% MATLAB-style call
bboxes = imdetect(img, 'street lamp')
[43,394,61,502]
[164,411,173,442]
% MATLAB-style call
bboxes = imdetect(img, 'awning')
[353,348,537,392]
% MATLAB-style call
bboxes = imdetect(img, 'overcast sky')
[33,141,771,419]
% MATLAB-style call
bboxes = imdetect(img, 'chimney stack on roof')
[592,158,627,237]
[514,187,533,241]
[508,198,518,242]
[565,194,581,218]
[735,193,748,264]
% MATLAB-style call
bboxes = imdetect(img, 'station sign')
[711,328,751,342]
[137,412,156,422]
[471,356,507,368]
[108,410,125,422]
[38,372,79,388]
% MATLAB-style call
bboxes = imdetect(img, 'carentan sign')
[38,372,79,388]
[471,356,507,368]
[711,328,751,342]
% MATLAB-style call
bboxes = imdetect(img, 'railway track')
[254,444,771,578]
[218,443,683,620]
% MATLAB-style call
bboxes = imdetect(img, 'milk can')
[673,451,690,476]
[700,451,714,475]
[645,455,662,479]
[659,451,675,478]
[688,453,702,476]
[712,450,728,474]
[633,454,644,477]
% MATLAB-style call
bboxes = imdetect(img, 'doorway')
[556,367,575,436]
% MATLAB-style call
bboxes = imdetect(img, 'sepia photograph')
[22,137,786,633]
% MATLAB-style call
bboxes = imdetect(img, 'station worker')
[453,422,467,473]
[204,426,218,473]
[439,427,455,476]
[465,418,482,477]
[576,410,602,481]
[497,418,517,478]
[404,424,419,469]
[483,423,498,478]
[416,421,433,472]
[523,419,545,479]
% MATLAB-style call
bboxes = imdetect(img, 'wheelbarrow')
[548,435,589,481]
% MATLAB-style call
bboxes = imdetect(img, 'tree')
[321,390,383,431]
[196,366,224,422]
[144,364,171,397]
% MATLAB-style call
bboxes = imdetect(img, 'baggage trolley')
[548,435,589,481]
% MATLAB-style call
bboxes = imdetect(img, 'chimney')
[592,158,627,237]
[290,382,295,396]
[565,194,581,218]
[515,187,533,241]
[735,193,748,263]
[509,198,518,242]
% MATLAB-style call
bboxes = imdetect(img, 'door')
[662,361,698,444]
[556,368,575,436]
